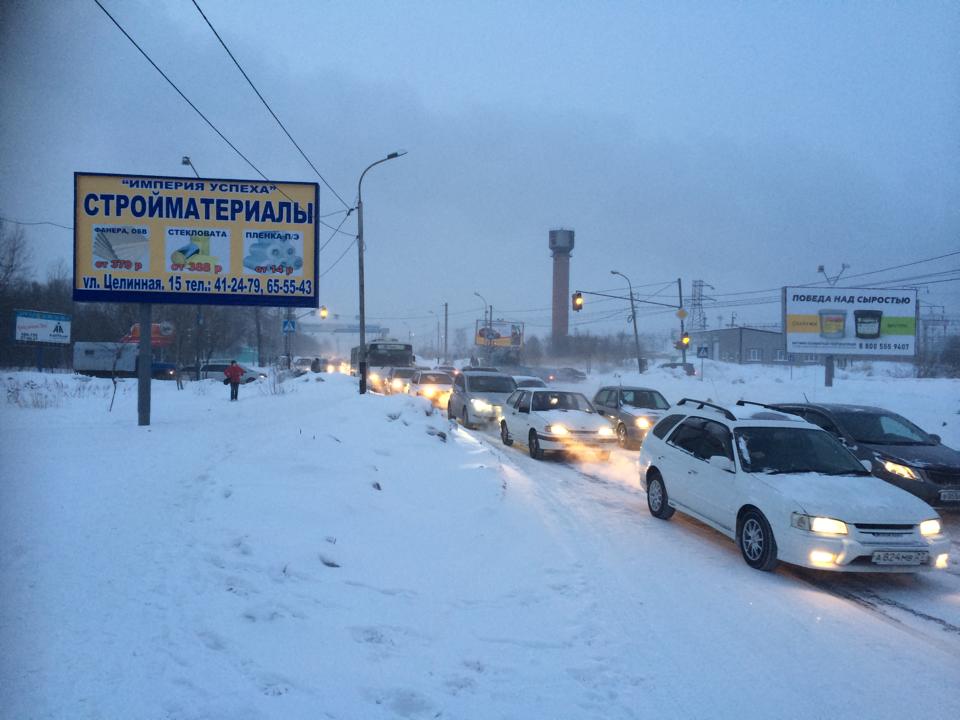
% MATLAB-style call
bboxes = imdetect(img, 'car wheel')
[739,509,779,571]
[646,471,674,520]
[528,430,543,460]
[462,407,471,429]
[500,421,513,446]
[616,423,628,449]
[447,402,456,421]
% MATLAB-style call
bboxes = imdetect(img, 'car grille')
[925,469,960,486]
[852,523,916,545]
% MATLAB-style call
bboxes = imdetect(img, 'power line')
[319,239,355,277]
[93,0,278,187]
[0,216,72,230]
[190,0,350,210]
[317,210,353,255]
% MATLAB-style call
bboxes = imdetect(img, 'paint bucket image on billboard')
[854,309,883,339]
[817,309,846,339]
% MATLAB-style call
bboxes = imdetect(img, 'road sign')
[282,319,296,334]
[676,308,688,319]
[697,346,709,358]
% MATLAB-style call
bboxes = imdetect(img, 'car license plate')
[871,551,928,566]
[940,490,960,502]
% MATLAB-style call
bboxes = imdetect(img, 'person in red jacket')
[224,360,245,401]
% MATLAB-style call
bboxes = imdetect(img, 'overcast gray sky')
[1,0,958,340]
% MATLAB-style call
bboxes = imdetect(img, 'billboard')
[783,287,917,357]
[73,172,319,307]
[15,310,71,344]
[475,320,524,347]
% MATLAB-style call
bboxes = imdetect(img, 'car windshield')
[832,410,932,445]
[532,392,594,413]
[622,389,669,410]
[392,368,415,379]
[518,379,545,388]
[419,373,452,384]
[735,426,869,475]
[467,376,516,393]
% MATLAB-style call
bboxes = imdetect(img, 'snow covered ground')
[1,362,958,719]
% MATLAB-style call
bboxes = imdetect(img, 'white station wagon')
[499,389,616,460]
[638,399,951,572]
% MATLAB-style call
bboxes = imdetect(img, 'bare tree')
[0,220,34,295]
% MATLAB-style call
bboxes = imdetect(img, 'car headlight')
[597,426,614,437]
[471,398,493,412]
[545,423,568,436]
[791,513,848,535]
[883,460,919,480]
[422,386,436,398]
[391,379,403,390]
[635,417,651,429]
[369,373,380,383]
[920,519,942,537]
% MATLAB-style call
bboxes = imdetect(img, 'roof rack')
[676,398,737,421]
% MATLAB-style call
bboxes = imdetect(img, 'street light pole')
[611,270,644,374]
[357,151,407,394]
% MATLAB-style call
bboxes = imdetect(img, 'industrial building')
[689,326,804,364]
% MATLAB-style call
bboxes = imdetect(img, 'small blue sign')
[282,319,296,334]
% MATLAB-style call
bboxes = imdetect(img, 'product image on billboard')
[783,287,917,357]
[475,320,524,347]
[73,172,319,307]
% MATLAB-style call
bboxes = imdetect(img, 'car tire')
[738,509,779,571]
[500,421,513,446]
[447,402,456,421]
[615,423,626,448]
[462,407,471,429]
[646,472,674,520]
[528,430,544,460]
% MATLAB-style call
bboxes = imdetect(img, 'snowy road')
[3,372,959,719]
[462,419,960,715]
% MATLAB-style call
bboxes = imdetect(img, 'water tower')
[549,229,575,341]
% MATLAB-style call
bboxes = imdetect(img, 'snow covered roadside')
[2,368,959,719]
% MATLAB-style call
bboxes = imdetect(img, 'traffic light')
[681,332,690,346]
[572,292,584,312]
[319,305,328,319]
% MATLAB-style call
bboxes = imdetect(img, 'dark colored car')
[555,367,587,382]
[659,362,696,376]
[771,403,960,509]
[592,386,671,448]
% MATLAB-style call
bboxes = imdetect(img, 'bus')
[350,340,415,390]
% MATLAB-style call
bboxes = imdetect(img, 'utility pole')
[610,270,644,374]
[443,302,448,363]
[678,278,687,364]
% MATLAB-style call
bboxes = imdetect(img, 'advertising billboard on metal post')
[73,172,319,308]
[474,320,524,347]
[15,310,71,344]
[783,286,917,357]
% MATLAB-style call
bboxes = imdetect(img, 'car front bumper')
[779,528,951,573]
[537,432,618,451]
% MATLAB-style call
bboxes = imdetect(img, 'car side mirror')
[708,455,735,473]
[929,433,941,445]
[861,459,873,472]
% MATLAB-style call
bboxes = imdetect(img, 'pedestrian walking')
[224,360,244,401]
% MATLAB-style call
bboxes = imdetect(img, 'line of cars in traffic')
[384,364,957,575]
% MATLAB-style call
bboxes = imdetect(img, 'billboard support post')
[824,354,834,388]
[137,302,152,426]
